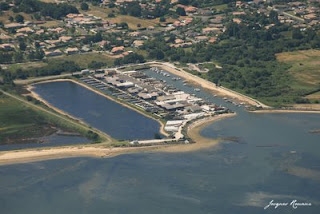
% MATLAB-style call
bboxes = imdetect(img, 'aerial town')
[79,66,229,143]
[0,0,319,71]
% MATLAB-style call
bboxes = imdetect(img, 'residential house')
[111,46,125,54]
[65,47,79,55]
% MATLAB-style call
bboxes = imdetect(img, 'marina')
[77,67,230,141]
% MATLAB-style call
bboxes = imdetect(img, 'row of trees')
[114,53,145,66]
[13,0,79,19]
[119,0,171,19]
[0,49,44,64]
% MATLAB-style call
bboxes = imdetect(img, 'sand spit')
[156,113,236,153]
[251,109,320,114]
[0,113,236,165]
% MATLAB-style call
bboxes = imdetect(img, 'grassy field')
[0,94,59,144]
[48,52,115,68]
[109,15,157,30]
[306,91,320,100]
[212,4,228,11]
[0,11,34,24]
[276,49,320,101]
[80,5,156,30]
[8,61,47,72]
[39,20,62,28]
[7,53,115,75]
[84,5,116,18]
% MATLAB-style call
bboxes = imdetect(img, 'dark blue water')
[0,71,319,213]
[33,81,162,140]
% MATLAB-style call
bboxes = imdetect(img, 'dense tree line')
[83,32,103,44]
[114,53,145,66]
[13,0,78,19]
[15,60,80,78]
[0,53,13,64]
[178,0,237,7]
[119,0,171,19]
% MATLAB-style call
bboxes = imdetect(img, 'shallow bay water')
[0,71,319,213]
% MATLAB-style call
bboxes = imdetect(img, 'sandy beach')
[251,109,320,114]
[155,113,236,153]
[0,145,160,166]
[0,113,236,165]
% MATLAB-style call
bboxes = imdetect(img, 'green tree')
[269,10,279,23]
[119,22,128,29]
[88,61,106,69]
[126,2,141,17]
[14,52,24,63]
[81,2,89,11]
[15,14,24,23]
[159,17,166,22]
[0,2,10,11]
[19,41,26,51]
[176,7,186,16]
[292,28,303,40]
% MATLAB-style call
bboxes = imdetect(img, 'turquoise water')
[32,81,162,140]
[0,71,319,213]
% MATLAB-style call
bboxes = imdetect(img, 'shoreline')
[250,109,320,114]
[4,62,316,165]
[148,62,270,108]
[0,144,166,166]
[0,113,235,165]
[29,78,169,137]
